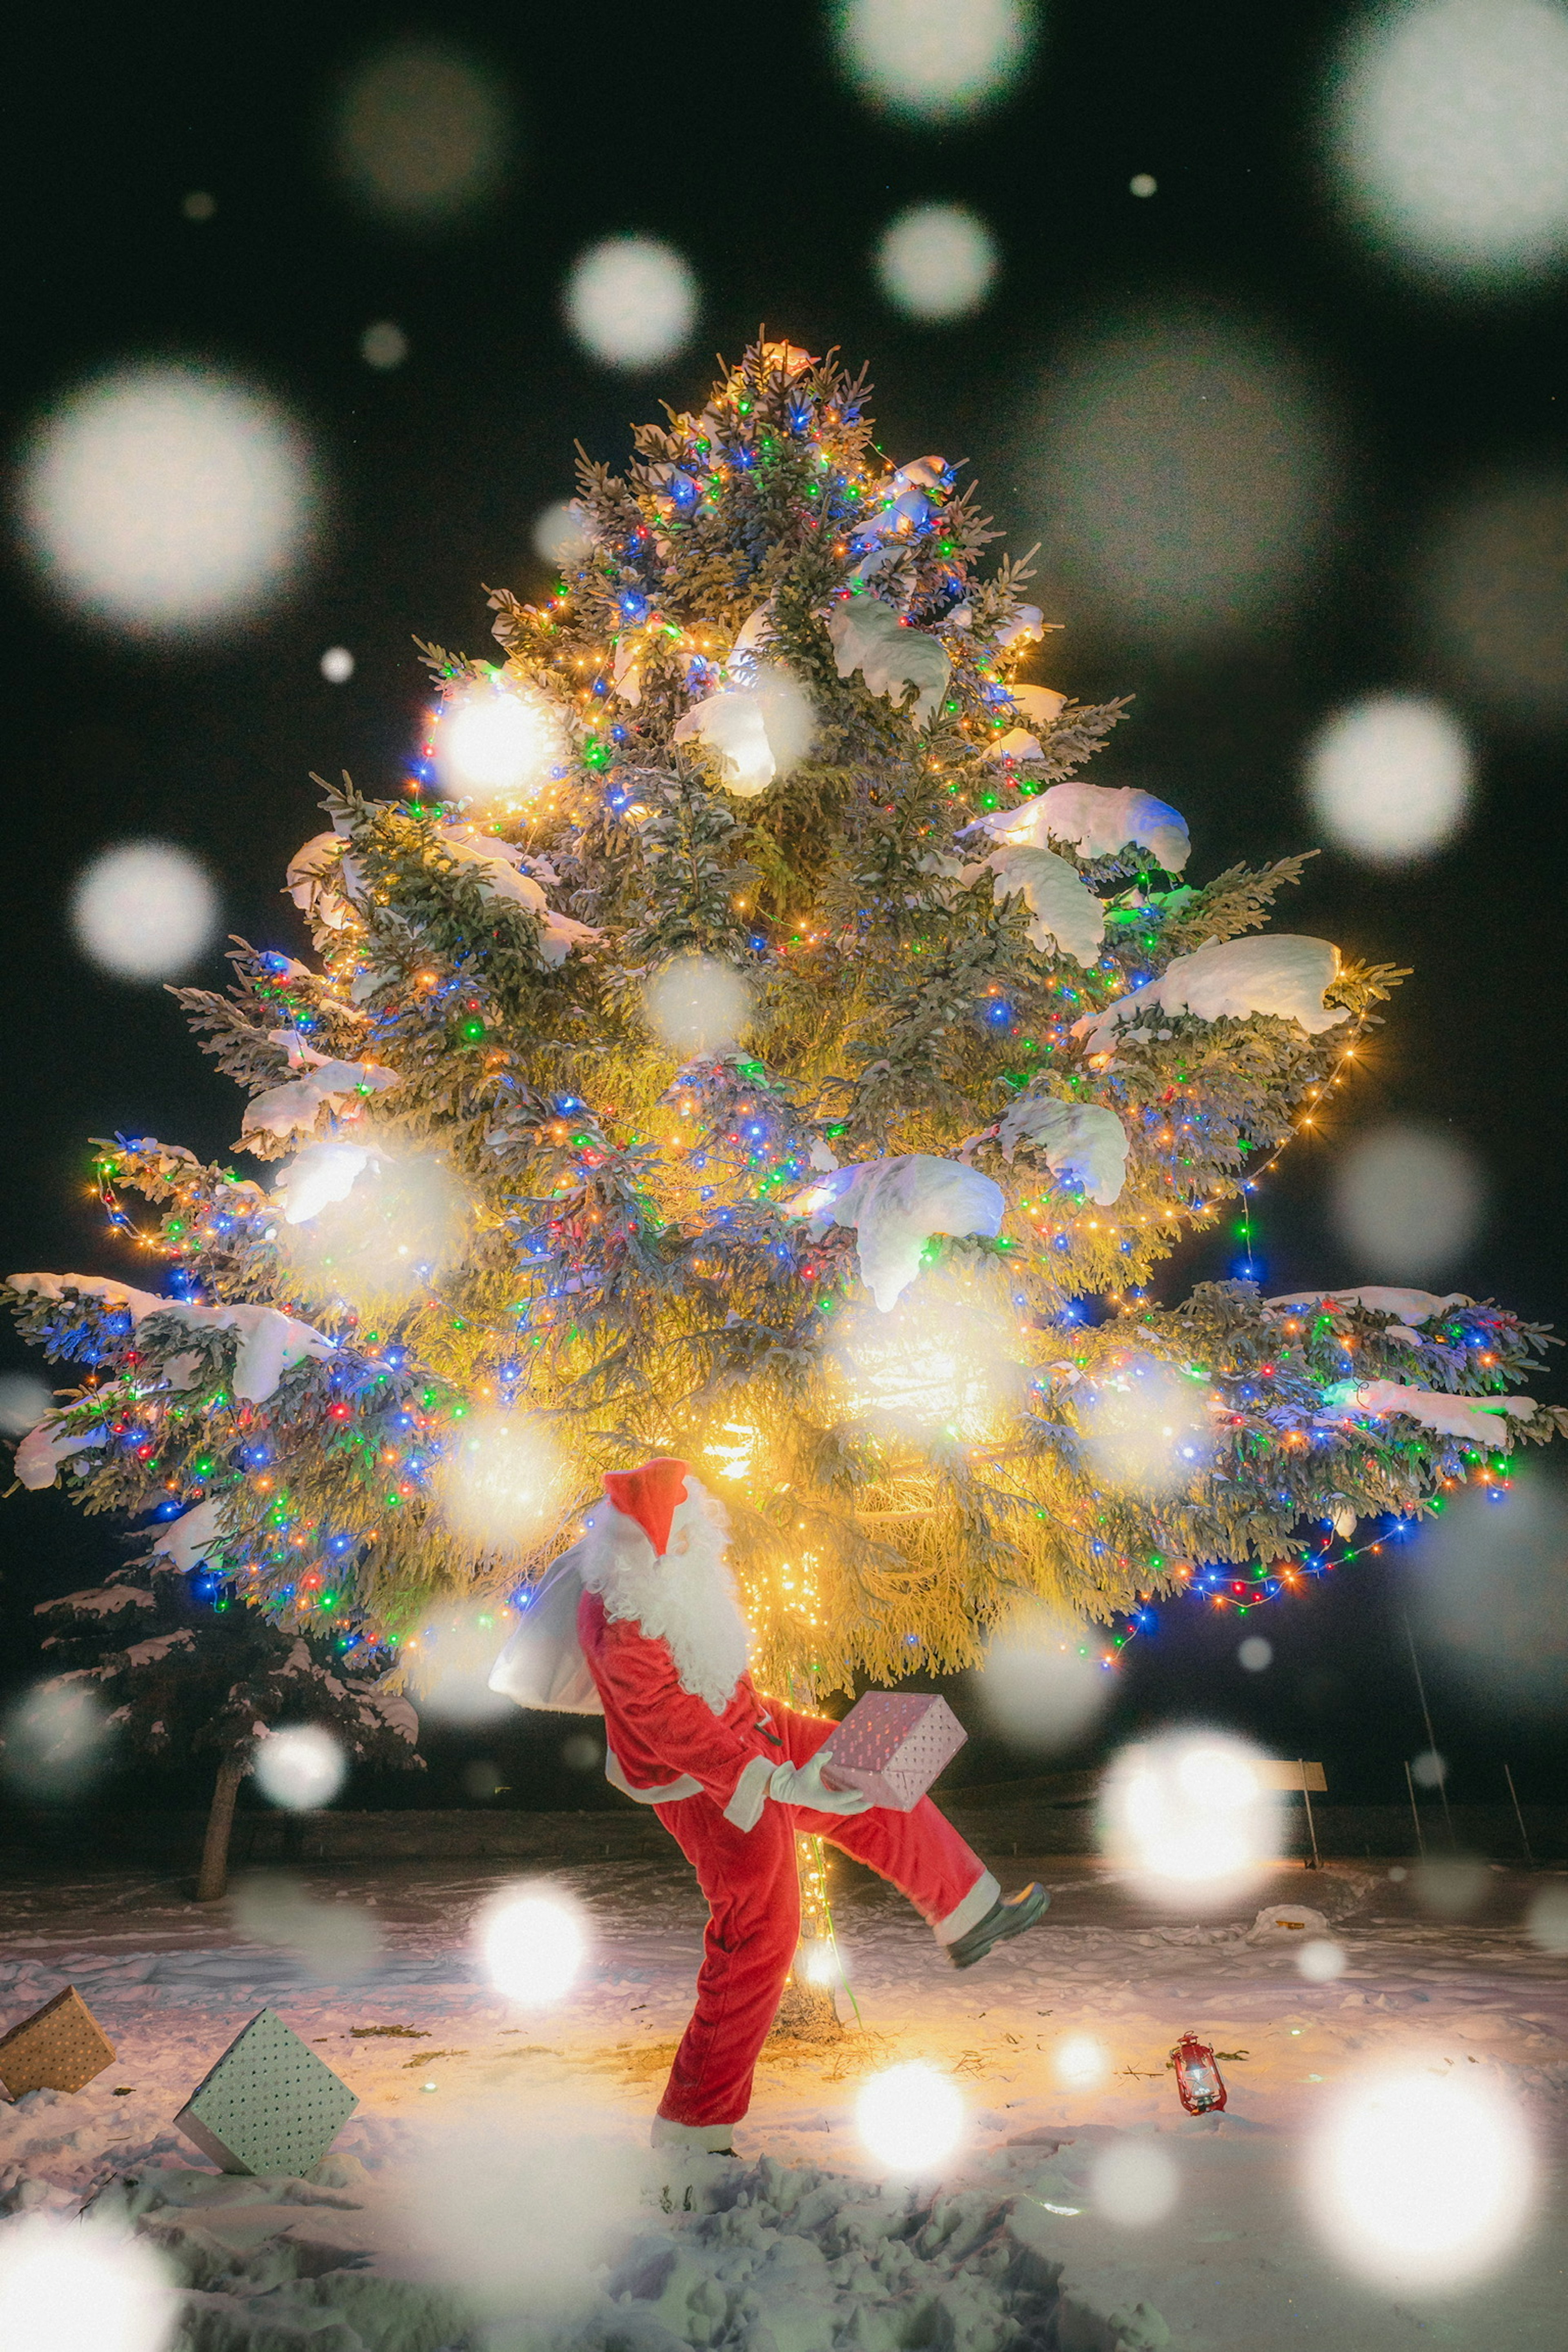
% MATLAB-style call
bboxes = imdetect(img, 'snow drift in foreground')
[64,2143,1070,2352]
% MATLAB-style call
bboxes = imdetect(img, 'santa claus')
[490,1455,1048,2154]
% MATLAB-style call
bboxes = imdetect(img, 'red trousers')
[653,1701,994,2128]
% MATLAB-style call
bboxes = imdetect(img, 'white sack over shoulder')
[488,1545,603,1715]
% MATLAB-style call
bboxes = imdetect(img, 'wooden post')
[196,1752,246,1903]
[1403,1757,1426,1859]
[1503,1762,1535,1866]
[1298,1759,1321,1870]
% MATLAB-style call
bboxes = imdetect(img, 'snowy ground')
[2,1848,1566,2350]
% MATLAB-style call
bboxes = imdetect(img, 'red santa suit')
[490,1456,1001,2151]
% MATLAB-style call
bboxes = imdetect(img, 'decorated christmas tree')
[8,338,1559,1729]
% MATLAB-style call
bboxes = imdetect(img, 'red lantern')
[1169,2031,1227,2115]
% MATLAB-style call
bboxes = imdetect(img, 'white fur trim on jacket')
[576,1476,752,1714]
[722,1753,776,1832]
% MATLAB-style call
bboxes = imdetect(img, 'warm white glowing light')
[272,1146,470,1309]
[1305,2065,1535,2287]
[1298,1937,1349,1982]
[436,1412,568,1555]
[832,0,1038,122]
[702,1421,759,1483]
[829,1268,1025,1439]
[1305,692,1471,865]
[1237,1635,1273,1672]
[644,954,753,1055]
[1101,1729,1282,1902]
[1330,1120,1485,1281]
[480,1889,586,2004]
[333,38,512,225]
[1326,0,1568,285]
[980,1610,1112,1752]
[0,2212,177,2352]
[563,235,699,369]
[252,1724,348,1812]
[438,682,565,800]
[18,362,317,638]
[0,1683,110,1803]
[1089,2141,1178,2227]
[1024,306,1335,644]
[1054,2034,1109,2089]
[320,644,356,682]
[1077,1355,1213,1498]
[69,841,220,981]
[874,202,998,321]
[856,2061,965,2172]
[532,500,593,568]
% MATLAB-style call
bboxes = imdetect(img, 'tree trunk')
[770,1960,843,2043]
[196,1753,245,1902]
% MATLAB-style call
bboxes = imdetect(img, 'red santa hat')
[601,1456,690,1559]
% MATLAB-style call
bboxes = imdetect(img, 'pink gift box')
[818,1692,967,1811]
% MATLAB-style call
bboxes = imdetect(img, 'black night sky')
[2,1,1565,1818]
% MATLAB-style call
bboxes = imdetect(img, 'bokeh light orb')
[0,2213,177,2352]
[437,681,566,800]
[1423,468,1568,723]
[360,321,409,371]
[856,2061,965,2172]
[17,362,318,639]
[830,1266,1026,1442]
[1305,2064,1535,2287]
[1021,305,1336,645]
[874,202,998,321]
[1077,1355,1213,1498]
[1100,1729,1282,1904]
[1325,0,1568,287]
[1237,1635,1273,1673]
[333,38,512,226]
[831,0,1038,123]
[644,954,753,1056]
[436,1411,568,1557]
[253,1725,348,1812]
[1408,1466,1568,1714]
[1305,692,1472,865]
[532,500,593,569]
[1089,2141,1178,2227]
[0,1683,110,1803]
[978,1609,1112,1752]
[563,236,699,370]
[480,1888,586,2004]
[1054,2034,1109,2089]
[1297,1937,1349,1982]
[0,1372,52,1436]
[272,1145,471,1310]
[320,645,355,683]
[69,842,220,981]
[1329,1119,1486,1280]
[1526,1883,1568,1953]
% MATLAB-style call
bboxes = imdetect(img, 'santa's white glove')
[768,1751,873,1815]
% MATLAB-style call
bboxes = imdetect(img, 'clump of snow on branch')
[242,1040,399,1144]
[969,781,1190,871]
[1075,934,1347,1055]
[964,843,1105,966]
[793,1155,1005,1311]
[1267,1286,1470,1338]
[147,1494,225,1572]
[673,668,814,796]
[996,1095,1129,1204]
[435,828,600,964]
[6,1276,337,1407]
[826,597,951,725]
[1327,1379,1538,1446]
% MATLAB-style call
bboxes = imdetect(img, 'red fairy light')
[1170,2031,1227,2115]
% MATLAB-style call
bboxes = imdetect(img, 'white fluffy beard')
[576,1477,752,1714]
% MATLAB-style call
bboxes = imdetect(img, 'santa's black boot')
[945,1883,1050,1969]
